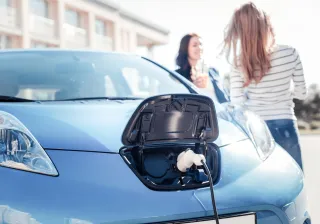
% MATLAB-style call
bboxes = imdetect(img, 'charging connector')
[177,149,205,172]
[177,149,220,224]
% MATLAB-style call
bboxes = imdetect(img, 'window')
[65,9,81,27]
[0,51,190,101]
[0,0,10,7]
[95,19,106,36]
[30,0,49,18]
[0,35,12,49]
[31,41,48,48]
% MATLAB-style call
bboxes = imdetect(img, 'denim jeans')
[265,119,304,171]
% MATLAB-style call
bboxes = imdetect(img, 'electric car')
[0,49,311,224]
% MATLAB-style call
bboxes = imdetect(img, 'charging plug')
[177,149,206,172]
[177,149,220,224]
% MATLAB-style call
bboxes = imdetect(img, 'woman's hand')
[193,75,208,88]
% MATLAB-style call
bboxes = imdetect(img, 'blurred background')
[0,0,319,221]
[1,0,317,132]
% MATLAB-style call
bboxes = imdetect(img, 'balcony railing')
[0,6,17,28]
[95,34,113,51]
[29,14,55,38]
[64,24,87,48]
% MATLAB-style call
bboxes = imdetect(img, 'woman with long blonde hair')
[223,2,307,170]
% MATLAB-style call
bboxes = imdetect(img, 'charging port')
[120,143,220,191]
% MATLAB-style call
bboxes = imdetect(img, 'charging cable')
[177,149,220,224]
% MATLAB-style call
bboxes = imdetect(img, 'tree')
[294,83,320,122]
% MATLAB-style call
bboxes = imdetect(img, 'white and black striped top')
[230,44,307,121]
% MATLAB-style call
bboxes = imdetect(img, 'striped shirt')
[230,45,307,121]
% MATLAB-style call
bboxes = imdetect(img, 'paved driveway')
[301,135,320,223]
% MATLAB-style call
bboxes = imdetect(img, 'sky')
[118,0,320,86]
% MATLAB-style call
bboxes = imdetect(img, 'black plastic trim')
[122,94,219,146]
[119,143,220,191]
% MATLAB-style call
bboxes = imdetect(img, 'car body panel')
[0,141,309,224]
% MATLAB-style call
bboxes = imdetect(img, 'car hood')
[0,101,247,153]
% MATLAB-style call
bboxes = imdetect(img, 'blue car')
[0,49,311,224]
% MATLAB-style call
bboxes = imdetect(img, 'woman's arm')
[292,48,308,100]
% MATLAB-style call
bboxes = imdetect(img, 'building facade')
[0,0,169,58]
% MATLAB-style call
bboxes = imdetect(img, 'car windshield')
[0,51,190,101]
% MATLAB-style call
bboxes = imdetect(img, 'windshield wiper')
[58,97,144,101]
[0,95,35,102]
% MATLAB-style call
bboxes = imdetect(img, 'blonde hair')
[222,2,275,86]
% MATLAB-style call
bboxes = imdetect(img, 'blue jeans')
[265,119,304,171]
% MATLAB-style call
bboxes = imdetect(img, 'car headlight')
[227,105,275,161]
[0,111,58,176]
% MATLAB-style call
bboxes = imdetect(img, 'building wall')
[0,0,169,58]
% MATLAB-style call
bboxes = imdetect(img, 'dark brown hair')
[176,33,200,71]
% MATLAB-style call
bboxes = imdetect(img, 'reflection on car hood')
[0,101,247,153]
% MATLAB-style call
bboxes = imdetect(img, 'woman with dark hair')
[175,33,229,104]
[223,2,307,170]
